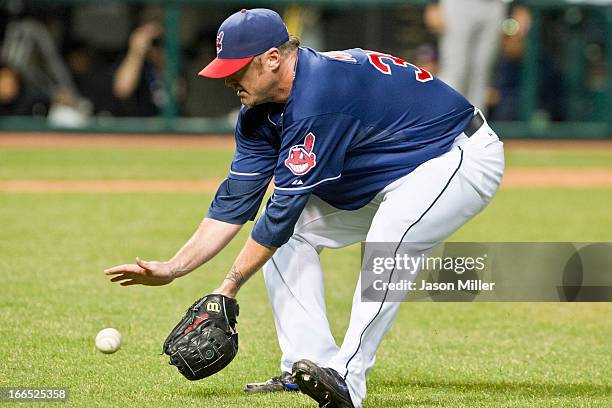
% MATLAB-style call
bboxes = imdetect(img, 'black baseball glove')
[163,294,239,380]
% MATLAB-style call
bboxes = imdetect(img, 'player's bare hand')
[104,257,174,286]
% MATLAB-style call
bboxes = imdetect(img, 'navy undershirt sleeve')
[207,177,271,225]
[251,193,310,248]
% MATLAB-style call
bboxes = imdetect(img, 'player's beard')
[237,91,253,108]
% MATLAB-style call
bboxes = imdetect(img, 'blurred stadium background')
[1,2,611,407]
[0,0,610,137]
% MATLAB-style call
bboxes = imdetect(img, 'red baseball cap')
[199,8,289,79]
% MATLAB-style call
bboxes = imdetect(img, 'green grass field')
[1,142,611,407]
[1,146,612,180]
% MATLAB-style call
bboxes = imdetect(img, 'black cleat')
[244,371,299,393]
[292,359,354,408]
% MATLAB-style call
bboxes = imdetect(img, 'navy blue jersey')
[228,47,473,210]
[209,46,475,247]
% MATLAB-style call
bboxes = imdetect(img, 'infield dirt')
[1,133,611,191]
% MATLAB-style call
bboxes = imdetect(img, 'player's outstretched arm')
[213,236,276,298]
[104,217,243,286]
[208,192,310,297]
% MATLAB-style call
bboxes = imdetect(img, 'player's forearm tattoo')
[224,265,245,289]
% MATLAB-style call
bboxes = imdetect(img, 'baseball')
[95,328,122,354]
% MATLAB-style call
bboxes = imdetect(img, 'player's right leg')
[246,195,379,391]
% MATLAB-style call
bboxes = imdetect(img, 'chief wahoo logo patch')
[216,31,224,55]
[284,133,317,175]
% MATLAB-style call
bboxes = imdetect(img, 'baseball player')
[105,8,504,408]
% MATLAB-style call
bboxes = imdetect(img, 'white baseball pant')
[262,113,504,407]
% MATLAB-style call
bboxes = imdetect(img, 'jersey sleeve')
[228,108,278,181]
[251,192,310,248]
[273,113,359,195]
[206,177,271,225]
[207,107,278,224]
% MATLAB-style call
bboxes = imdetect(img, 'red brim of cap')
[198,56,254,78]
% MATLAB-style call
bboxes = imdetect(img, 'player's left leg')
[326,121,504,407]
